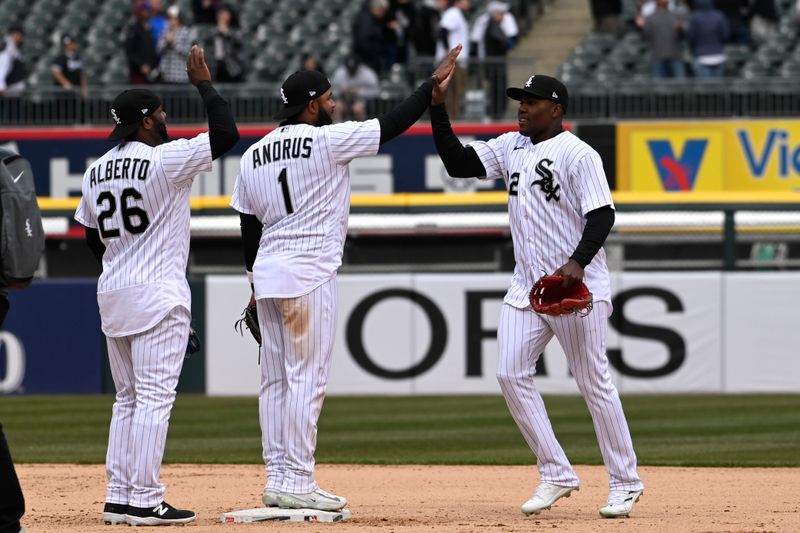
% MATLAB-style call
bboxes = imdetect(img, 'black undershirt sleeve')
[85,226,105,265]
[196,80,240,160]
[240,213,263,273]
[430,104,486,177]
[570,205,615,268]
[378,80,434,144]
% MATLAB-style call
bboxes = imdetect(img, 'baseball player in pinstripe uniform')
[74,46,239,526]
[231,46,462,512]
[430,74,644,518]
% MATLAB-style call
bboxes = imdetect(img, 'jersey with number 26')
[74,134,212,336]
[231,119,380,298]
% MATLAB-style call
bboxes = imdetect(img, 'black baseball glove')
[186,327,201,357]
[235,300,261,345]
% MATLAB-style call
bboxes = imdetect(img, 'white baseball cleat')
[521,483,579,515]
[276,488,347,511]
[262,490,282,507]
[599,489,643,518]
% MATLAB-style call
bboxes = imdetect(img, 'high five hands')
[431,44,463,106]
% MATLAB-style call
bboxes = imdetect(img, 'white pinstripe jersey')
[469,130,614,307]
[74,134,212,336]
[231,119,381,298]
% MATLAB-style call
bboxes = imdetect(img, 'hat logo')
[111,108,122,125]
[141,108,149,114]
[280,87,288,104]
[525,76,535,87]
[551,91,558,98]
[309,90,316,97]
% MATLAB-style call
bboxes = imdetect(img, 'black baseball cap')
[107,89,162,141]
[506,74,568,114]
[273,70,331,120]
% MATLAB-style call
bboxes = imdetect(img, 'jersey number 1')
[96,188,150,239]
[277,168,294,214]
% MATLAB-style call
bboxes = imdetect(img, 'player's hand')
[431,44,462,106]
[186,45,212,86]
[554,259,584,287]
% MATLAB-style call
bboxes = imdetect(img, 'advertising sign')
[203,272,792,396]
[617,120,800,192]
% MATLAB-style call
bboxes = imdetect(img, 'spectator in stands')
[209,4,244,82]
[353,0,391,74]
[635,0,681,27]
[385,0,416,68]
[300,52,325,76]
[157,5,193,84]
[331,54,380,121]
[193,0,220,25]
[715,0,749,44]
[471,1,518,119]
[51,34,88,97]
[435,0,470,119]
[0,26,26,97]
[471,1,518,61]
[590,0,623,34]
[643,0,686,78]
[412,0,444,58]
[686,0,729,78]
[125,0,160,84]
[748,0,778,43]
[150,0,168,45]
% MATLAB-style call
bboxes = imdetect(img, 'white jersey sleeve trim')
[230,165,254,215]
[326,119,381,164]
[74,195,97,228]
[158,132,213,188]
[468,132,515,180]
[572,149,615,216]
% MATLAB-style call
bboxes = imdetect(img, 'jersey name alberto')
[74,133,212,336]
[232,119,381,298]
[469,130,614,307]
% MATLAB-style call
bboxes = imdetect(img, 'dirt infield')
[17,464,800,532]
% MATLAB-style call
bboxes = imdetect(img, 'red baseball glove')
[529,274,593,317]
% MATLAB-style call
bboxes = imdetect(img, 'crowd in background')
[634,0,781,79]
[0,0,521,120]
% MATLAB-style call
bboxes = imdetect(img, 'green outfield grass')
[1,394,798,466]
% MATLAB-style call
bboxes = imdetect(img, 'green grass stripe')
[1,394,798,466]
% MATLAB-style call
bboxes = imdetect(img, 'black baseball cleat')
[126,501,196,526]
[102,502,129,525]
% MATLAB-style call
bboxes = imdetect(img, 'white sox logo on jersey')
[532,158,560,202]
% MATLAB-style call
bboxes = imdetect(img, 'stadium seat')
[100,53,129,85]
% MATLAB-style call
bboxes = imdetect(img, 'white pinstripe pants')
[105,305,190,507]
[257,278,337,495]
[496,301,643,491]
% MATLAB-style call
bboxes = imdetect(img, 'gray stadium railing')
[568,78,800,119]
[0,56,535,125]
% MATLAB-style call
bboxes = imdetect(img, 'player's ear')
[141,116,154,131]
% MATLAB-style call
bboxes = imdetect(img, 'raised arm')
[377,44,463,145]
[186,45,240,160]
[429,62,486,178]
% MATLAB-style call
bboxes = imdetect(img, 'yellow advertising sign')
[617,120,800,192]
